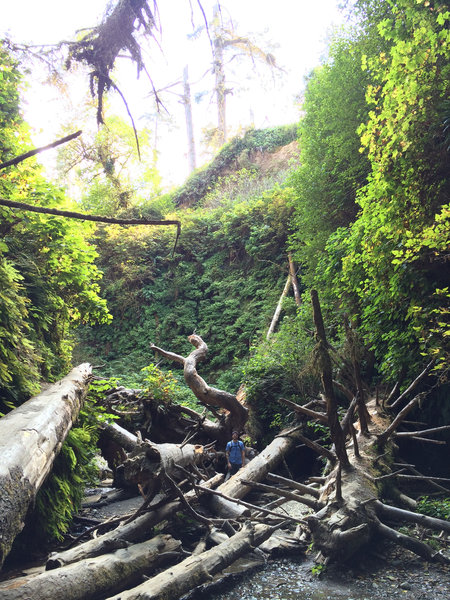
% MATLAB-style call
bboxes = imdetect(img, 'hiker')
[225,430,245,480]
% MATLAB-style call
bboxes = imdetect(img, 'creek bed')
[185,548,450,600]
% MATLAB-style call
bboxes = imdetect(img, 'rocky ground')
[1,484,448,600]
[80,488,450,600]
[185,544,450,600]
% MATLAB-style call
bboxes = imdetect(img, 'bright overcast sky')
[2,0,348,184]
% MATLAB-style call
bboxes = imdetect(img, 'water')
[185,556,378,600]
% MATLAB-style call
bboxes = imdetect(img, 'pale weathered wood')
[46,473,224,569]
[210,429,302,518]
[266,274,291,340]
[0,364,92,570]
[105,522,280,600]
[150,335,248,433]
[0,535,180,600]
[114,425,206,492]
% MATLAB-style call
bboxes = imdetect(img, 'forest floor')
[1,483,448,600]
[79,485,450,600]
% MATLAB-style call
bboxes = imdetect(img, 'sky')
[2,0,348,186]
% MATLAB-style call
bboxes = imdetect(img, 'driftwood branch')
[151,335,248,432]
[387,361,435,410]
[374,517,450,564]
[394,425,450,438]
[278,397,328,424]
[241,479,320,511]
[296,432,336,463]
[288,252,302,306]
[266,274,291,340]
[0,131,82,169]
[195,485,301,524]
[266,472,320,499]
[374,500,450,534]
[378,392,428,445]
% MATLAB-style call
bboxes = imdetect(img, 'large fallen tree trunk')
[102,421,207,498]
[0,535,181,600]
[0,363,92,570]
[105,521,282,600]
[209,427,303,518]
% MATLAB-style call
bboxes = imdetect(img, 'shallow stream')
[186,551,450,600]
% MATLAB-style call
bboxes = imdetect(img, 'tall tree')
[209,2,280,146]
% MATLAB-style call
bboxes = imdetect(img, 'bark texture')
[1,535,180,600]
[0,364,92,569]
[105,522,278,600]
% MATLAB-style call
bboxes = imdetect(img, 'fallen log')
[0,535,181,600]
[109,422,206,496]
[209,428,302,518]
[0,363,92,570]
[294,293,450,565]
[46,473,224,569]
[105,521,283,600]
[305,399,450,565]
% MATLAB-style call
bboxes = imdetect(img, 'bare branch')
[266,472,321,499]
[395,425,450,438]
[296,432,336,463]
[388,361,435,410]
[196,484,304,524]
[374,517,450,564]
[310,289,349,467]
[0,198,180,228]
[278,397,328,424]
[0,131,82,170]
[374,500,450,534]
[378,392,428,445]
[241,479,321,511]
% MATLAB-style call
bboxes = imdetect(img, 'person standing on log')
[225,431,245,480]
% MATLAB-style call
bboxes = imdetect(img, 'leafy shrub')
[416,496,450,521]
[142,363,199,410]
[171,124,298,206]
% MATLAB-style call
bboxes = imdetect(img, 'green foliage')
[77,183,295,387]
[327,0,450,378]
[287,0,449,384]
[311,563,326,577]
[142,363,198,410]
[243,302,320,441]
[0,42,111,411]
[171,124,298,206]
[288,27,376,278]
[31,426,98,542]
[416,496,450,521]
[57,111,162,217]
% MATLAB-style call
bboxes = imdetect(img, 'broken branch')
[0,131,82,169]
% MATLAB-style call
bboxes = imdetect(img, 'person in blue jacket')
[225,430,245,480]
